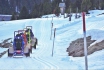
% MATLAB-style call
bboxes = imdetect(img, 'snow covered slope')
[0,10,104,69]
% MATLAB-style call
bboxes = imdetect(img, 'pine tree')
[11,12,16,20]
[90,0,95,9]
[65,0,71,13]
[30,9,38,18]
[43,0,52,15]
[99,0,104,10]
[65,0,71,10]
[101,0,104,9]
[54,4,60,16]
[30,4,40,18]
[75,0,82,12]
[90,0,98,9]
[81,0,91,13]
[19,6,29,19]
[0,0,11,14]
[52,0,62,13]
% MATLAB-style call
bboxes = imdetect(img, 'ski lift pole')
[52,28,56,57]
[82,12,88,70]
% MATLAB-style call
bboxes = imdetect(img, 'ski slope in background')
[0,10,104,69]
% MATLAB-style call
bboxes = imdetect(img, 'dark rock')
[2,43,12,48]
[0,50,7,58]
[88,40,104,55]
[67,36,96,57]
[0,38,12,48]
[0,43,2,47]
[3,38,12,43]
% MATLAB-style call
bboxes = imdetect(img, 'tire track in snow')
[30,20,58,69]
[36,19,54,69]
[37,57,60,69]
[33,19,59,69]
[29,19,53,69]
[27,19,52,69]
[30,57,48,69]
[33,57,52,69]
[34,19,51,56]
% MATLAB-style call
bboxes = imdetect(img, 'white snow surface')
[0,10,104,70]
